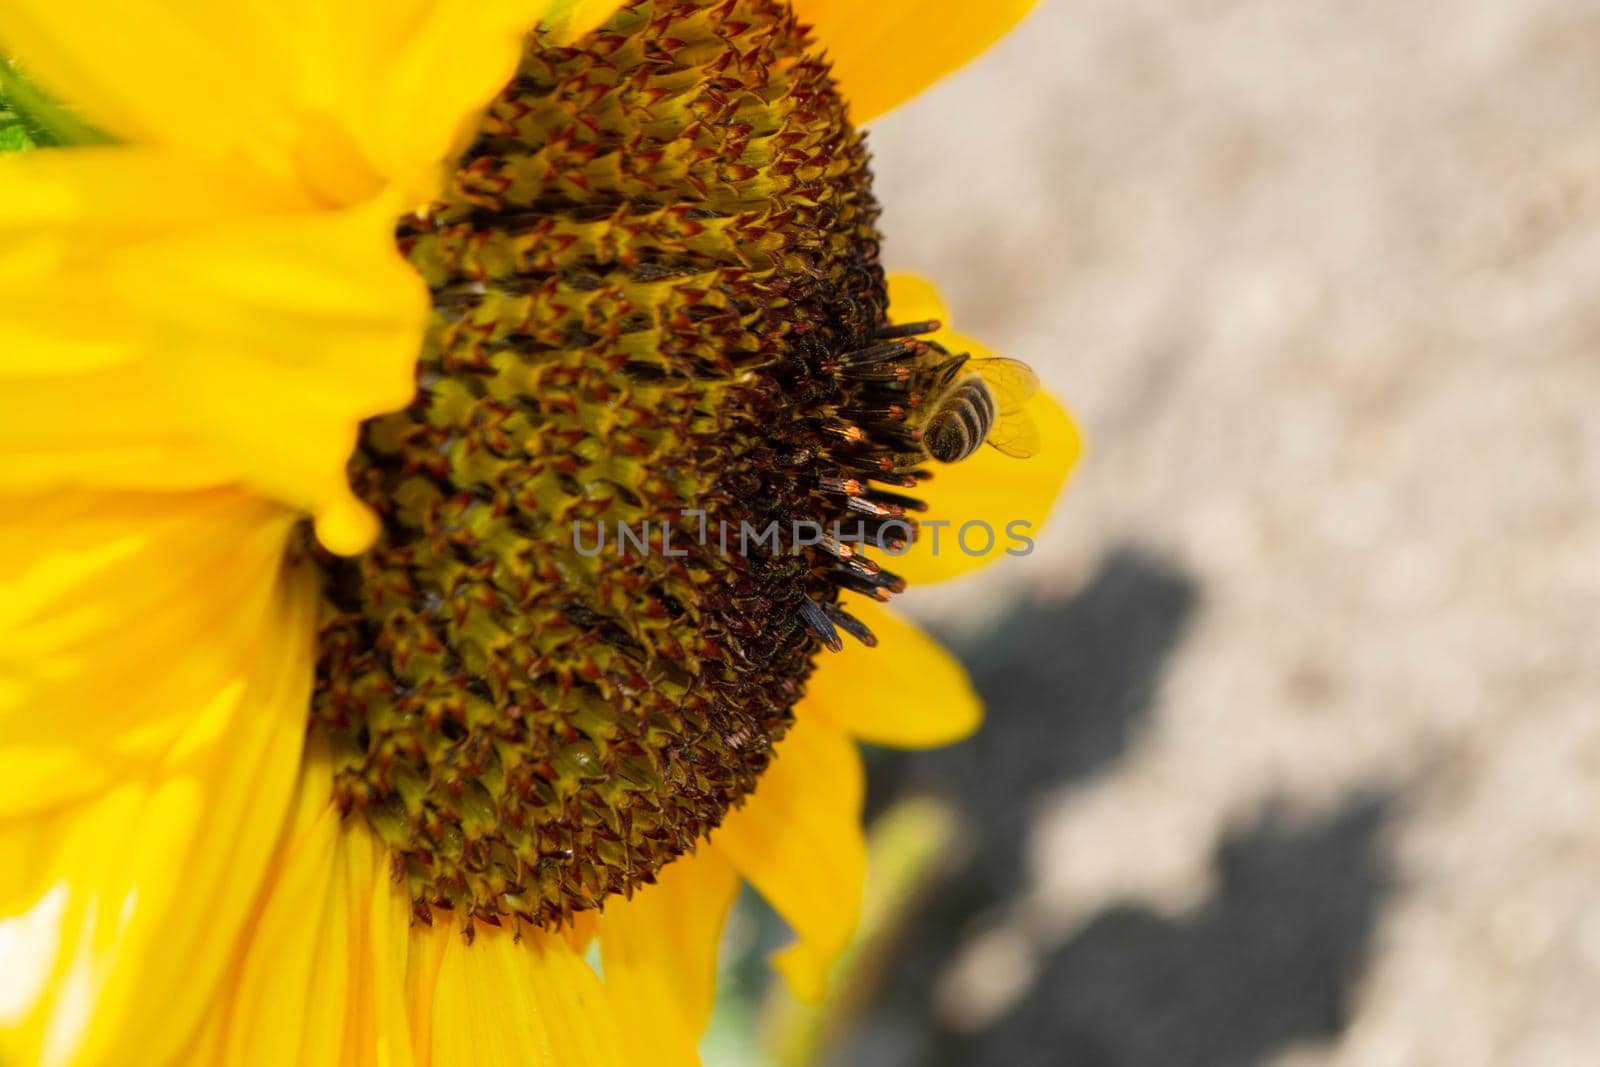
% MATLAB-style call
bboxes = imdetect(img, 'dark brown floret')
[310,0,957,933]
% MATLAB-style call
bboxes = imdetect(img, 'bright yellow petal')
[0,1,574,203]
[538,0,630,45]
[0,1,305,185]
[212,742,630,1067]
[794,0,1040,124]
[0,489,315,1067]
[218,808,358,1064]
[203,743,415,1067]
[597,846,739,1065]
[806,598,980,748]
[430,922,626,1067]
[265,0,579,204]
[0,149,427,553]
[710,713,865,1003]
[885,274,1083,586]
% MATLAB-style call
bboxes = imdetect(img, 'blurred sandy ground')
[819,1,1600,1064]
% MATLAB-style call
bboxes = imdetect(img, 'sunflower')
[0,1,1079,1064]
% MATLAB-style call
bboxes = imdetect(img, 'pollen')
[311,0,961,933]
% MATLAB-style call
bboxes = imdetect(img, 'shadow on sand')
[837,548,1393,1067]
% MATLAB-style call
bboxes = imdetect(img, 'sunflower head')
[311,0,965,933]
[1,0,1078,1061]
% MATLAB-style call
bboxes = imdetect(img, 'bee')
[920,355,1041,463]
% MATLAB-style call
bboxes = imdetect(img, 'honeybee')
[920,356,1040,463]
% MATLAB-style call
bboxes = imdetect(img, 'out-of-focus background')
[709,1,1600,1065]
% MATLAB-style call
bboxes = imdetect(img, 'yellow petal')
[0,1,567,203]
[710,713,865,1003]
[597,846,739,1065]
[0,0,306,185]
[885,274,1083,586]
[806,598,980,748]
[0,149,427,553]
[538,0,630,45]
[264,0,573,204]
[431,922,626,1067]
[0,489,315,1067]
[793,0,1040,124]
[213,742,629,1067]
[204,741,415,1067]
[560,909,599,956]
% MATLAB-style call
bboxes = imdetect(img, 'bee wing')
[970,358,1039,413]
[984,408,1041,459]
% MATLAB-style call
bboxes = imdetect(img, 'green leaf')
[0,121,36,153]
[0,59,111,147]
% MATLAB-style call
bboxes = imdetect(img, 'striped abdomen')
[923,377,996,463]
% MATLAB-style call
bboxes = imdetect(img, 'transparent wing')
[970,358,1039,413]
[984,409,1041,459]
